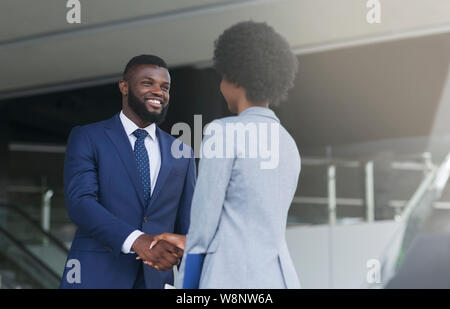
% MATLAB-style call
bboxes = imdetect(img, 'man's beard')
[128,88,169,125]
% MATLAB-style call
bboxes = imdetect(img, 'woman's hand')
[150,233,186,250]
[137,233,186,268]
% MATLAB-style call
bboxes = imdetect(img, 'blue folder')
[182,253,205,289]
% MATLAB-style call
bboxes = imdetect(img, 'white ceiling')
[1,0,450,98]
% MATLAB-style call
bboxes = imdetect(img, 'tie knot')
[133,129,148,139]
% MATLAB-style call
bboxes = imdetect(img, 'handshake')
[132,233,186,271]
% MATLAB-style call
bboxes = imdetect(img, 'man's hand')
[133,234,183,271]
[132,234,155,262]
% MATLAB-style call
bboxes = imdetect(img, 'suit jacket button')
[143,216,148,223]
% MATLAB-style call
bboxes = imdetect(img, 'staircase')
[0,201,69,289]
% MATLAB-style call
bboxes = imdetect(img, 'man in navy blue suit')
[60,55,196,289]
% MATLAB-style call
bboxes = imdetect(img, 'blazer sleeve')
[176,120,234,287]
[64,126,136,256]
[174,150,197,235]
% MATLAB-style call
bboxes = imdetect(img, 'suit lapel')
[147,126,174,212]
[104,113,145,208]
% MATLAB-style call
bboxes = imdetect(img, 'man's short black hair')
[214,21,298,106]
[123,54,168,80]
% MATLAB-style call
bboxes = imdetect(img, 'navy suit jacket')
[60,113,196,289]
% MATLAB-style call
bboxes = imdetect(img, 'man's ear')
[118,80,128,96]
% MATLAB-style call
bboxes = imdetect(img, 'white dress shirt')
[119,110,162,254]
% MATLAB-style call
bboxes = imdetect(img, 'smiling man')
[60,55,196,289]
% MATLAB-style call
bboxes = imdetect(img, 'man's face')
[123,64,171,124]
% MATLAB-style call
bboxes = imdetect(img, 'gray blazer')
[176,107,301,289]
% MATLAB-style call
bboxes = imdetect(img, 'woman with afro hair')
[158,21,301,289]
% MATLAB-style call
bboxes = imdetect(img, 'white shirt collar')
[119,110,156,141]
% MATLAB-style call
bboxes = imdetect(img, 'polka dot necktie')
[133,129,151,204]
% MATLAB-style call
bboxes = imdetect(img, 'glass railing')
[284,134,450,288]
[0,225,61,288]
[288,152,435,225]
[0,200,69,288]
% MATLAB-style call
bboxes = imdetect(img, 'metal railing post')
[365,161,375,222]
[328,165,337,225]
[423,152,433,173]
[41,189,53,245]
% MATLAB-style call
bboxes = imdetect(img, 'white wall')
[286,220,405,288]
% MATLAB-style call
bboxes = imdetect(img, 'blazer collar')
[104,113,145,207]
[238,106,280,122]
[147,126,174,211]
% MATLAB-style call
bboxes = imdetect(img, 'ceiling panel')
[0,0,234,41]
[1,0,450,95]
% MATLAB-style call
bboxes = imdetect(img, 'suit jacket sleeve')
[64,126,136,256]
[176,120,234,287]
[174,151,197,235]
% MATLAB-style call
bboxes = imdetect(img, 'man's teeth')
[147,99,161,105]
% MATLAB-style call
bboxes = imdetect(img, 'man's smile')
[145,97,164,109]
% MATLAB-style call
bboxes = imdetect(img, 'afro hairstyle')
[213,21,298,106]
